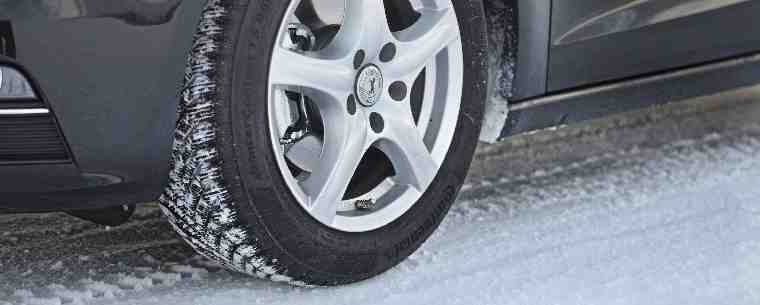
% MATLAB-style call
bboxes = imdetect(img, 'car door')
[548,0,760,92]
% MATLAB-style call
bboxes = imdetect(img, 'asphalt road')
[1,85,759,305]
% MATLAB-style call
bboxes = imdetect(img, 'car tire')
[160,0,487,286]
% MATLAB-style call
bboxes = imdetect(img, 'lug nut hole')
[389,81,408,101]
[347,95,357,115]
[354,50,366,70]
[370,112,384,133]
[380,43,397,62]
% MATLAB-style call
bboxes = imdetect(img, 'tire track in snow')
[1,94,759,304]
[4,126,759,305]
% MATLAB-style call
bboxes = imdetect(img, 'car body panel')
[504,52,760,136]
[0,0,205,208]
[0,0,759,211]
[0,0,184,25]
[509,0,551,101]
[548,0,760,91]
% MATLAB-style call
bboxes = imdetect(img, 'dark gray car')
[1,0,758,286]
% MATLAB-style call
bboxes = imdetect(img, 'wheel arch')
[480,0,551,142]
[483,0,551,101]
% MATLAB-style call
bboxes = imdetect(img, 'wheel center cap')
[355,64,384,107]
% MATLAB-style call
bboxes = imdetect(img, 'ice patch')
[49,261,64,271]
[13,290,34,298]
[142,254,161,265]
[117,275,154,291]
[80,279,124,299]
[47,284,95,305]
[169,264,209,280]
[147,272,182,286]
[18,298,62,305]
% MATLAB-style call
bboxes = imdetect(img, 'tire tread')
[160,0,306,286]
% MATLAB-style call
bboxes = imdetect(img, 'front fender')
[0,0,205,202]
[0,0,183,25]
[481,0,551,142]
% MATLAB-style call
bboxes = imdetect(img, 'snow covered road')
[2,87,760,305]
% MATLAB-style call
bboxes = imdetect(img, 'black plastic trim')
[502,52,760,137]
[0,21,15,58]
[0,55,74,165]
[0,98,45,109]
[0,181,149,212]
[510,0,551,100]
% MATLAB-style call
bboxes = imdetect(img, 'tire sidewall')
[216,0,488,284]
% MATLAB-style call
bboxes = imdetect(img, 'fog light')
[0,66,36,100]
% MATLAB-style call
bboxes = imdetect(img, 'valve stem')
[355,199,376,211]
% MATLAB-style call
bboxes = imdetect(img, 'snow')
[7,126,757,305]
[481,3,516,143]
[79,280,123,299]
[2,92,760,305]
[168,265,209,280]
[117,275,154,291]
[126,127,760,305]
[48,262,64,272]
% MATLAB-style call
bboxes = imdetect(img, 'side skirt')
[501,52,760,138]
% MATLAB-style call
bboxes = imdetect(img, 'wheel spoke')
[301,108,369,225]
[267,0,465,232]
[327,0,393,58]
[285,135,323,173]
[386,7,459,80]
[380,110,439,192]
[270,46,353,101]
[409,0,453,11]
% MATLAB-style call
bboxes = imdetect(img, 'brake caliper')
[280,23,317,146]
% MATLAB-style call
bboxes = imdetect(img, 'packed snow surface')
[2,99,760,304]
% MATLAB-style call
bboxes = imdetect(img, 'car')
[1,0,759,286]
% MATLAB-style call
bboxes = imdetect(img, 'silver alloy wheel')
[267,0,463,232]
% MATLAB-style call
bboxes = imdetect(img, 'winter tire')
[160,0,488,286]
